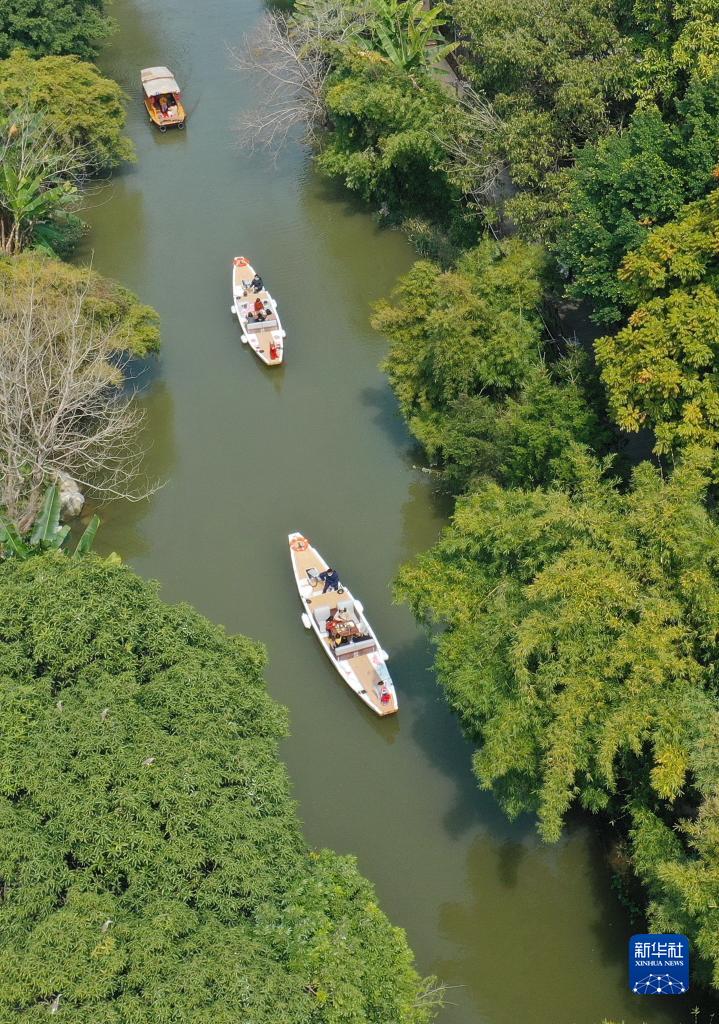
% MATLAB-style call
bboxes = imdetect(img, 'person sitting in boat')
[327,608,356,647]
[319,567,340,594]
[249,273,263,293]
[253,297,264,314]
[159,95,169,116]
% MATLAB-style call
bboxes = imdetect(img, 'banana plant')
[0,485,100,560]
[0,112,80,254]
[368,0,458,72]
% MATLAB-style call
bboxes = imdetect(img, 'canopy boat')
[288,532,398,716]
[141,66,186,131]
[231,257,285,366]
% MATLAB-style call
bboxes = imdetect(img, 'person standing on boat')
[319,567,340,594]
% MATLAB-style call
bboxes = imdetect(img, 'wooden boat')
[231,257,285,366]
[288,532,398,716]
[141,67,186,131]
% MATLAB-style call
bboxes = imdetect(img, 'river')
[77,1,694,1021]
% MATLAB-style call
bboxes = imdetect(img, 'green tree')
[448,0,633,232]
[556,80,719,325]
[0,0,112,60]
[0,49,133,171]
[595,186,719,455]
[317,49,458,215]
[426,355,608,491]
[0,554,436,1022]
[630,798,719,989]
[0,253,160,358]
[625,0,719,101]
[373,238,546,429]
[395,449,719,984]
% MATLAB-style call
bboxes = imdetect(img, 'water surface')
[79,2,695,1020]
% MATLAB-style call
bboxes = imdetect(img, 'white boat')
[231,257,285,366]
[288,532,399,716]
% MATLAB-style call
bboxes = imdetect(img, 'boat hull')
[288,532,398,716]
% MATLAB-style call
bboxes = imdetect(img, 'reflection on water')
[73,0,710,1020]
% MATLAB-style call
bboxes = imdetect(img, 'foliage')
[395,449,719,983]
[0,254,160,525]
[449,0,633,230]
[0,253,160,358]
[626,0,719,101]
[0,107,82,255]
[373,238,546,423]
[0,0,112,60]
[0,555,434,1022]
[367,0,457,72]
[0,49,133,172]
[556,80,719,325]
[595,187,719,456]
[630,799,719,989]
[317,49,458,215]
[420,355,608,491]
[0,485,99,559]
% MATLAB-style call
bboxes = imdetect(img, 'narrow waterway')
[79,2,692,1020]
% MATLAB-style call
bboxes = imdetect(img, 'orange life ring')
[233,257,249,267]
[291,537,308,552]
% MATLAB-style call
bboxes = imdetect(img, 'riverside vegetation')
[240,0,719,996]
[0,4,435,1020]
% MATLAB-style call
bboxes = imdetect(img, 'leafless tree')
[232,0,370,157]
[440,86,508,205]
[0,268,155,529]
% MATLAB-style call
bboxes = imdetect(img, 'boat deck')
[290,537,397,716]
[232,262,283,365]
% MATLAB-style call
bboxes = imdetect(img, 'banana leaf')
[0,519,29,559]
[74,515,100,556]
[30,485,61,545]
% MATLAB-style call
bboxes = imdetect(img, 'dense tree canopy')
[556,80,719,324]
[373,238,546,422]
[317,50,457,216]
[0,49,133,171]
[0,253,160,358]
[396,449,719,980]
[0,0,112,60]
[0,555,434,1022]
[596,186,719,456]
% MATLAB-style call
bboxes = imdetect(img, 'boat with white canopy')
[288,532,398,716]
[140,66,186,130]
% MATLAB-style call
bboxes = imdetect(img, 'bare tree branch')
[440,86,508,204]
[231,0,370,158]
[0,266,158,528]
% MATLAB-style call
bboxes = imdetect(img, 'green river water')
[77,1,697,1020]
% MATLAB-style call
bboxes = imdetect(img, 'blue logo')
[629,934,689,994]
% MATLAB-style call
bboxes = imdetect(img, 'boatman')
[319,567,340,594]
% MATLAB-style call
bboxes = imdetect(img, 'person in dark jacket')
[250,273,263,293]
[319,567,340,594]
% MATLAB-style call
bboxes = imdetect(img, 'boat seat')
[314,606,331,633]
[335,637,376,659]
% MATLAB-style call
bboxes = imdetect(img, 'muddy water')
[78,1,692,1020]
